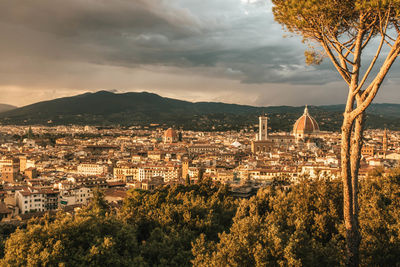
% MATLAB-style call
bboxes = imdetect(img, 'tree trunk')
[351,112,364,203]
[350,111,364,265]
[341,114,359,267]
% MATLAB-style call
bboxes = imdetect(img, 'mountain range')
[0,91,399,131]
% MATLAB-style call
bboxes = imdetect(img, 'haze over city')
[1,0,400,107]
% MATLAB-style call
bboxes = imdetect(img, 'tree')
[271,1,400,265]
[1,212,141,266]
[198,168,204,183]
[120,183,236,266]
[358,168,400,266]
[193,179,345,266]
[89,188,109,216]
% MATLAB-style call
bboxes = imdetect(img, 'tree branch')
[349,15,366,92]
[325,37,355,66]
[361,28,374,49]
[353,28,386,96]
[319,35,351,84]
[325,28,356,57]
[352,38,400,118]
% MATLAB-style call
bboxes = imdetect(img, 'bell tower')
[383,129,388,152]
[258,115,268,140]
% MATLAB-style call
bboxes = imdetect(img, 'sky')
[0,0,399,107]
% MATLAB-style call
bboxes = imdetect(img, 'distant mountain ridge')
[0,104,17,113]
[0,91,399,131]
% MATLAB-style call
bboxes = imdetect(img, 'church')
[251,106,320,154]
[292,106,320,139]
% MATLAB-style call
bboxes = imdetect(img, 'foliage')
[193,179,345,266]
[2,173,400,266]
[192,170,400,266]
[0,223,19,259]
[89,188,109,216]
[359,168,400,266]
[120,182,237,266]
[0,183,236,267]
[1,212,140,267]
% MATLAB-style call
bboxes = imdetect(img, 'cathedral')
[251,106,320,154]
[163,128,178,143]
[292,106,319,139]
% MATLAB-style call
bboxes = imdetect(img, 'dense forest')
[1,170,400,266]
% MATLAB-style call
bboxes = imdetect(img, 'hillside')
[0,91,399,131]
[0,104,17,113]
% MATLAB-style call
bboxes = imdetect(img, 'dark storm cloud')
[0,0,340,87]
[0,0,200,37]
[1,0,398,107]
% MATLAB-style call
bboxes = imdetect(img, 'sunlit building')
[163,128,178,143]
[292,106,319,140]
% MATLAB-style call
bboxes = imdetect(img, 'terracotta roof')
[293,106,319,135]
[164,128,177,138]
[107,181,126,187]
[0,202,11,214]
[104,188,127,199]
[19,191,32,197]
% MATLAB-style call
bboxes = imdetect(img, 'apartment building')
[15,187,59,214]
[59,187,92,208]
[77,163,107,176]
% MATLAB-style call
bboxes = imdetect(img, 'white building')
[59,187,92,207]
[114,166,138,181]
[137,165,181,182]
[77,163,106,176]
[15,187,59,214]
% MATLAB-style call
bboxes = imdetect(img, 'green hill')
[0,91,399,131]
[0,104,17,113]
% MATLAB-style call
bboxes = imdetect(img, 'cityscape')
[0,106,398,218]
[2,0,400,266]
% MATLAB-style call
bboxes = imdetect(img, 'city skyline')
[2,0,400,107]
[1,2,400,266]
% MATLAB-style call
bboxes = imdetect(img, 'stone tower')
[383,129,388,152]
[258,115,268,141]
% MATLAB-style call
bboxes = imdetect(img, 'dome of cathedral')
[164,128,177,138]
[163,128,178,143]
[293,106,319,137]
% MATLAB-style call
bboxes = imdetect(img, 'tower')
[258,115,268,140]
[383,129,388,152]
[182,160,189,179]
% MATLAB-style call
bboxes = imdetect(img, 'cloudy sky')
[0,0,399,107]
